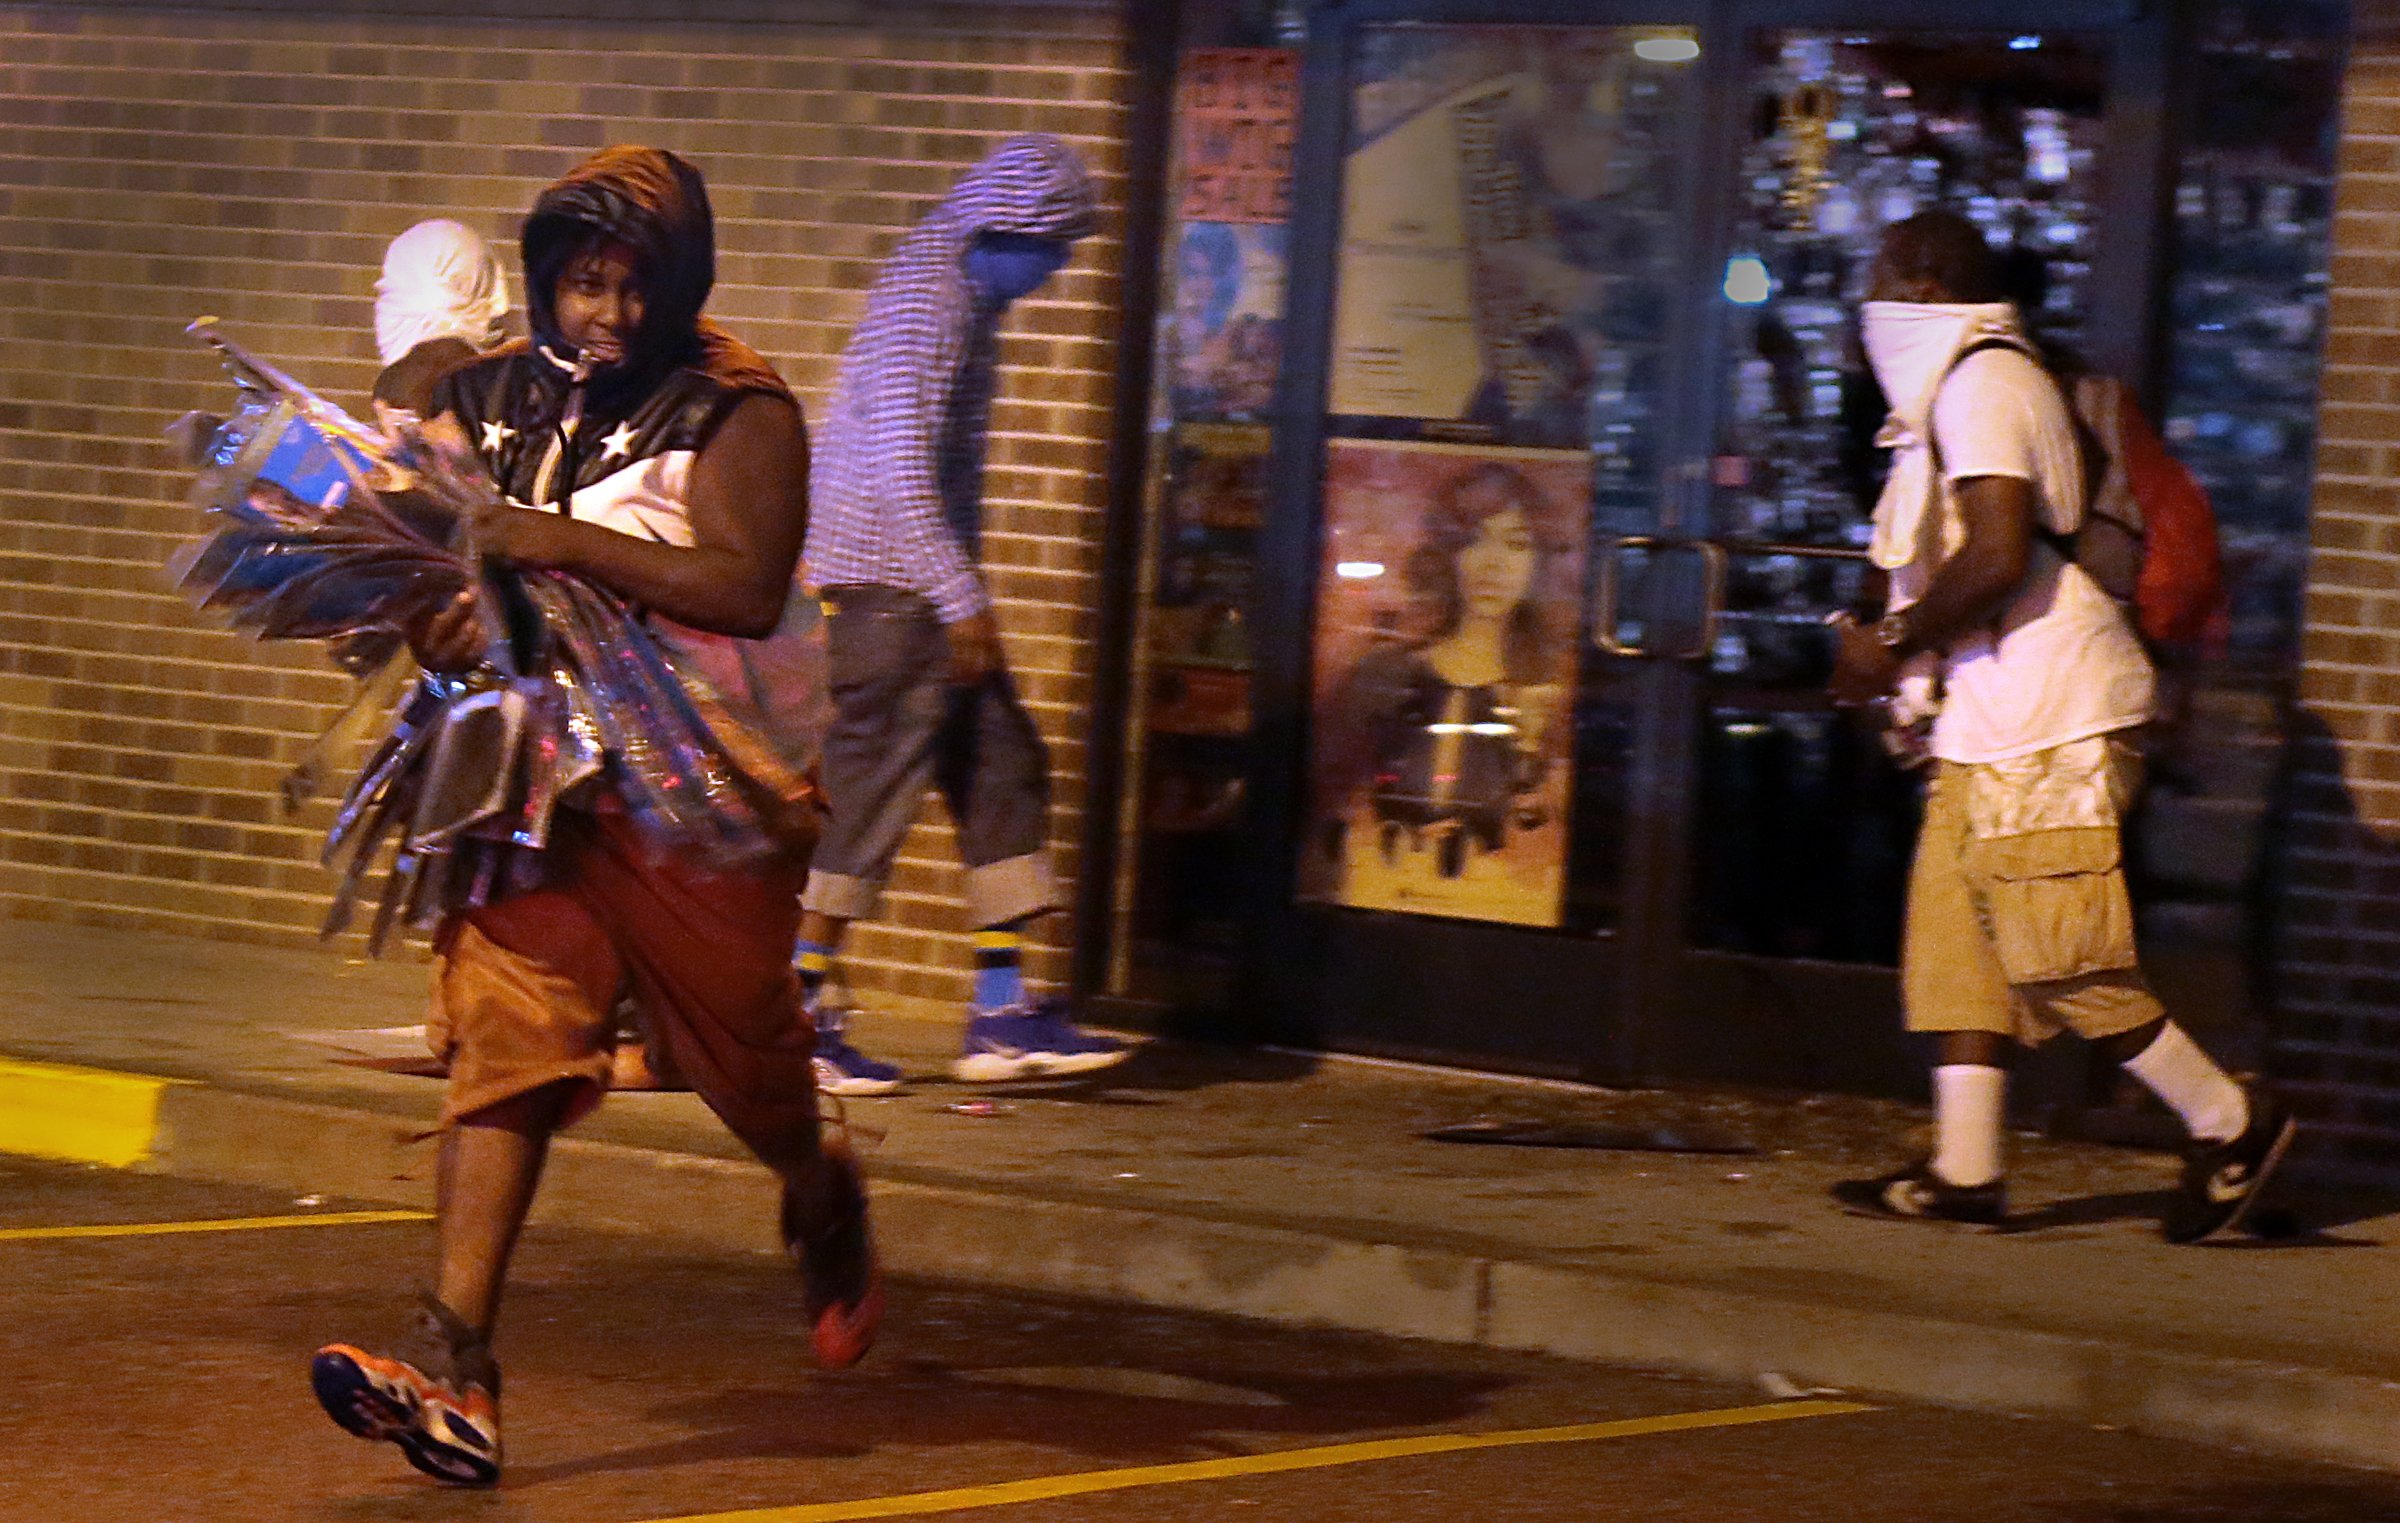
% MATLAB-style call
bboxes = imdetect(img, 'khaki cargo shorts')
[1901,736,2163,1046]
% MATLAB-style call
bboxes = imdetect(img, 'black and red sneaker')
[311,1294,502,1486]
[781,1137,884,1370]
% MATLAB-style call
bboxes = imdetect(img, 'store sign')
[1178,49,1300,225]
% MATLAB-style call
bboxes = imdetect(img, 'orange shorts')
[425,806,819,1172]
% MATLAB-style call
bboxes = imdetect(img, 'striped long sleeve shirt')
[803,134,1098,623]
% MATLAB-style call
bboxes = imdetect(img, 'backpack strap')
[1920,335,2035,481]
[1920,335,2084,605]
[1923,334,2060,544]
[2067,372,2144,539]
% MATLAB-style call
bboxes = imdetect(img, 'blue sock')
[973,930,1025,1012]
[793,938,834,1003]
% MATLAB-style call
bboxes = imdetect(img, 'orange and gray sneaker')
[781,1136,884,1369]
[311,1294,503,1486]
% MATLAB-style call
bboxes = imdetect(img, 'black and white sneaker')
[1832,1162,2007,1226]
[2163,1094,2296,1244]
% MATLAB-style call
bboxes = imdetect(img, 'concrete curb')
[31,1074,2399,1475]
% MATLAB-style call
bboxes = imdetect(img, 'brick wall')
[0,1,1134,1009]
[2276,11,2400,1175]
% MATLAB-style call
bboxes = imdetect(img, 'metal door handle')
[1593,536,1728,662]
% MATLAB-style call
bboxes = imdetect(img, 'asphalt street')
[7,1156,2398,1523]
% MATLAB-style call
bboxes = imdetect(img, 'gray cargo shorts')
[799,584,1059,929]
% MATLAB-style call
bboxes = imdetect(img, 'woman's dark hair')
[1401,461,1573,685]
[520,145,715,381]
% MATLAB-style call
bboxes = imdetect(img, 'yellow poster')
[1330,87,1493,421]
[1300,439,1592,927]
[1331,26,1685,446]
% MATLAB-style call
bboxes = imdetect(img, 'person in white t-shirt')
[1826,211,2290,1241]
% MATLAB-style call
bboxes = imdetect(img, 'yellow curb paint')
[645,1399,1877,1523]
[0,1210,430,1243]
[0,1058,185,1168]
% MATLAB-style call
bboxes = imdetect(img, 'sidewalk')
[2,917,2396,1472]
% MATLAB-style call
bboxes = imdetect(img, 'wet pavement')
[4,917,2399,1475]
[10,1155,2400,1523]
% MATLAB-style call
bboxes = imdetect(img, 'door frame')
[1234,0,2167,1088]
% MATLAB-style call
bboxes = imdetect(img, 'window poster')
[1170,49,1299,423]
[1300,439,1592,927]
[1331,26,1688,445]
[1145,422,1267,741]
[1169,222,1287,421]
[1178,48,1299,225]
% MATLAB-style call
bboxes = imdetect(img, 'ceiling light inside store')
[1723,255,1773,306]
[1634,33,1700,63]
[1336,561,1385,580]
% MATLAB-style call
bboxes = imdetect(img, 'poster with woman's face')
[1301,440,1592,927]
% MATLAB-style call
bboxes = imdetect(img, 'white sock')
[1931,1064,2007,1187]
[2122,1022,2249,1143]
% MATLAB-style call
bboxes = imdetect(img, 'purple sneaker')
[810,1001,905,1097]
[953,1000,1130,1083]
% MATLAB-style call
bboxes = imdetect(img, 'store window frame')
[1089,0,2283,1098]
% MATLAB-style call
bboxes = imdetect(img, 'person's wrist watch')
[1872,609,1914,657]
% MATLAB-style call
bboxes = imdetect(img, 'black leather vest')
[435,350,751,511]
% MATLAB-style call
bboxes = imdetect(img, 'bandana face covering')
[1857,301,2027,583]
[1858,301,2018,419]
[963,233,1070,306]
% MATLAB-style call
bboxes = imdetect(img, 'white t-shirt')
[1924,348,2155,764]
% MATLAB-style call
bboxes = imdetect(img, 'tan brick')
[1,2,1135,1011]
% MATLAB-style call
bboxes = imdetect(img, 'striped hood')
[942,132,1099,242]
[801,135,1099,621]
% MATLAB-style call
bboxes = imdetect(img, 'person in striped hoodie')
[795,134,1132,1094]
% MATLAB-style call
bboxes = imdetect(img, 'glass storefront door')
[1629,21,2133,1094]
[1131,0,2195,1091]
[1245,8,1713,1076]
[1299,20,1701,937]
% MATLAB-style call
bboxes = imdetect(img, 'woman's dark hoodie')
[435,144,793,513]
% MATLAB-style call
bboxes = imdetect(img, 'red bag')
[2068,375,2229,652]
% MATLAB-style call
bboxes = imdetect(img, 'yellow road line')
[0,1209,429,1243]
[0,1057,183,1168]
[647,1398,1876,1523]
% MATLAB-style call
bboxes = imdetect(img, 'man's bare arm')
[1827,475,2035,707]
[1888,474,2035,656]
